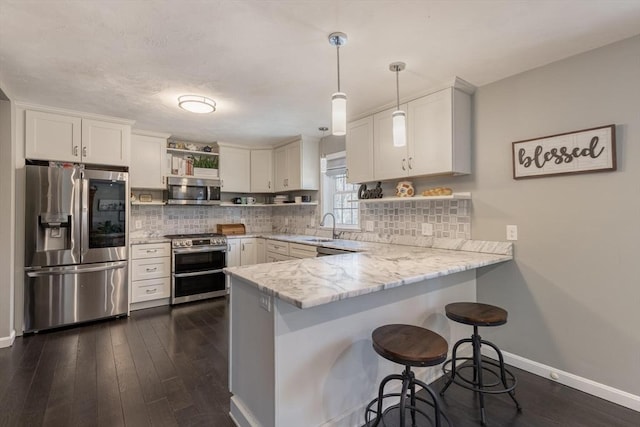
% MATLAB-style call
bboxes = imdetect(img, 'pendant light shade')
[389,62,406,147]
[392,110,407,147]
[329,32,348,136]
[331,92,347,136]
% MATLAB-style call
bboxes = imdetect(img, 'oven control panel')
[172,237,227,248]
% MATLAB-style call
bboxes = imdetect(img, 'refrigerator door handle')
[26,261,128,277]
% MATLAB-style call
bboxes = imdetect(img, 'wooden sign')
[512,124,616,179]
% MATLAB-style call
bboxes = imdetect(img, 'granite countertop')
[225,236,513,309]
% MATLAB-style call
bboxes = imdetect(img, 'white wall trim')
[493,350,640,413]
[0,329,16,348]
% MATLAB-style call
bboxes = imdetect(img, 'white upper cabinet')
[349,81,471,182]
[250,149,274,193]
[219,144,251,193]
[345,116,374,184]
[407,87,470,176]
[274,136,319,192]
[130,130,170,189]
[25,109,132,166]
[25,110,82,162]
[81,119,130,166]
[373,104,408,181]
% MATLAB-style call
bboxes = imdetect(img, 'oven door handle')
[174,269,224,278]
[173,246,227,254]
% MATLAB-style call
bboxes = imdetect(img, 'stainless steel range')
[165,233,228,305]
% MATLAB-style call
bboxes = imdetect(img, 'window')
[321,152,359,228]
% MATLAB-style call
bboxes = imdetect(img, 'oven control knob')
[186,241,192,247]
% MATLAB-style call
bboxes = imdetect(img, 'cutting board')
[216,223,246,235]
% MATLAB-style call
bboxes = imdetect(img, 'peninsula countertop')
[224,236,513,309]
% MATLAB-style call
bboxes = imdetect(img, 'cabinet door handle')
[268,180,271,189]
[402,158,406,171]
[145,288,158,294]
[221,179,224,188]
[408,157,413,169]
[346,168,349,179]
[82,146,87,158]
[242,243,245,251]
[145,267,158,272]
[74,145,79,156]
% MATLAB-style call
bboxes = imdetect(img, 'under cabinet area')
[25,108,132,166]
[131,130,171,189]
[130,242,171,309]
[345,81,473,183]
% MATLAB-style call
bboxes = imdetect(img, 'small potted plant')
[193,155,219,178]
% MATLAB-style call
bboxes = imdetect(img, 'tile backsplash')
[130,205,273,236]
[131,199,470,244]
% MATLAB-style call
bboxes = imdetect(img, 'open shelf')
[166,148,218,157]
[219,202,318,207]
[353,192,471,204]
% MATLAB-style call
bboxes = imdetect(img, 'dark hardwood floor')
[1,297,639,426]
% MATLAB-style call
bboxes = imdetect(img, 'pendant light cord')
[336,45,341,92]
[395,68,400,110]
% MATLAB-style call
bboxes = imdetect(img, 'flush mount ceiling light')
[328,32,348,136]
[389,62,407,147]
[178,95,216,114]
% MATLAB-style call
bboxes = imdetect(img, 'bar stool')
[440,302,521,425]
[365,324,451,427]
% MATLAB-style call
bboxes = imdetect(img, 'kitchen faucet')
[320,213,341,239]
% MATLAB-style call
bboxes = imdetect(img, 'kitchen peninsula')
[225,237,512,427]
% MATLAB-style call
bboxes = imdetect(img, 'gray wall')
[0,97,15,342]
[462,35,640,395]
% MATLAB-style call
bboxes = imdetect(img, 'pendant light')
[389,62,406,147]
[328,32,348,136]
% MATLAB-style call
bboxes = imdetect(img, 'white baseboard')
[493,350,640,413]
[0,329,16,348]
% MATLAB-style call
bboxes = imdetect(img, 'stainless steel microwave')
[166,176,221,205]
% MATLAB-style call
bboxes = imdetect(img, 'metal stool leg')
[408,367,417,427]
[472,327,487,425]
[414,378,447,427]
[440,337,470,396]
[370,373,404,427]
[482,338,522,411]
[399,369,410,427]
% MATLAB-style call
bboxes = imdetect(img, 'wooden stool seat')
[445,302,507,327]
[372,324,448,367]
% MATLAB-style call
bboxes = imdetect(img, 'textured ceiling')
[1,0,640,146]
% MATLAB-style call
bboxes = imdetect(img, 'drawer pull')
[145,267,158,272]
[145,288,158,294]
[146,249,158,253]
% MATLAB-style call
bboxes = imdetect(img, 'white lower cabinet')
[227,238,258,267]
[256,238,266,264]
[265,240,316,262]
[130,242,171,308]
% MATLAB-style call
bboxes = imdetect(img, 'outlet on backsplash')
[310,217,315,227]
[365,221,374,232]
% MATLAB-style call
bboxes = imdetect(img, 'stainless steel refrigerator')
[24,162,129,332]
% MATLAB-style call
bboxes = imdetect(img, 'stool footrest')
[441,357,518,394]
